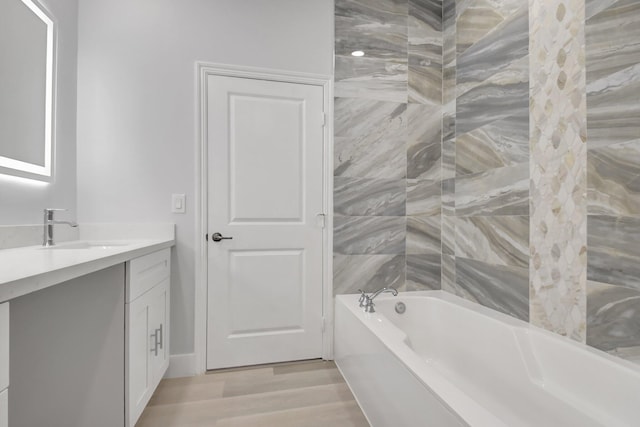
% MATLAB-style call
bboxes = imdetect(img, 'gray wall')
[333,0,443,295]
[76,0,334,356]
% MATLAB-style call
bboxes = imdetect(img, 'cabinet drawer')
[0,388,7,427]
[126,248,170,303]
[0,303,8,392]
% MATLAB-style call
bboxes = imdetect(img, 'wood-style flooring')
[137,360,370,427]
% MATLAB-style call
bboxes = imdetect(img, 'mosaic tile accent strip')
[529,0,587,342]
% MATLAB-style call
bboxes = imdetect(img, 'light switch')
[172,194,186,214]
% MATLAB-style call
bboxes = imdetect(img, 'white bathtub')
[335,291,640,427]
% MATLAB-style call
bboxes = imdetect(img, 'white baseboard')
[165,353,197,378]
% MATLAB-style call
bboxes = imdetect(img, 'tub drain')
[395,301,406,314]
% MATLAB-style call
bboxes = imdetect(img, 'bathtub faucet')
[362,287,398,313]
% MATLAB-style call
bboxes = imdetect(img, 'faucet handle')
[357,289,367,306]
[45,208,67,212]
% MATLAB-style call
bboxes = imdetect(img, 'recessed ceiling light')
[351,50,365,57]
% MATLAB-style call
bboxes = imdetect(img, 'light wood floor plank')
[222,365,345,398]
[215,401,370,427]
[137,360,369,427]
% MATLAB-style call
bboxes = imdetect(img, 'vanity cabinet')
[0,302,7,427]
[126,249,171,427]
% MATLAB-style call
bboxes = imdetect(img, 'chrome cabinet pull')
[150,326,161,356]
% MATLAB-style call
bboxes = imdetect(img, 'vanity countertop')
[0,238,174,303]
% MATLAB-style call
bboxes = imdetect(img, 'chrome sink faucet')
[358,287,398,313]
[43,208,78,247]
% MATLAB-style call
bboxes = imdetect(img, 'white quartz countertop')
[0,238,174,303]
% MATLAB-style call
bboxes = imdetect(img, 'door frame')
[194,62,334,374]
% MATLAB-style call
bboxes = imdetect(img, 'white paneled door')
[206,74,325,370]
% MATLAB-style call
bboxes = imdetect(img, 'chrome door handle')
[211,232,233,242]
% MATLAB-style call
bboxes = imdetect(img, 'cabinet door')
[149,278,170,388]
[126,293,151,427]
[0,389,7,427]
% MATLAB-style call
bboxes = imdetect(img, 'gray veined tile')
[335,0,408,60]
[455,163,529,216]
[587,280,640,362]
[407,103,442,180]
[409,0,442,35]
[407,179,441,216]
[586,0,621,21]
[408,65,442,105]
[334,177,406,216]
[334,98,407,179]
[441,177,455,216]
[586,0,640,83]
[588,139,640,216]
[455,4,528,135]
[588,215,640,291]
[456,4,528,89]
[335,55,408,103]
[456,56,529,135]
[586,63,640,149]
[409,65,443,106]
[408,0,443,69]
[442,0,455,28]
[455,0,523,56]
[455,257,529,321]
[333,254,405,294]
[334,216,406,255]
[442,65,457,104]
[406,254,441,290]
[442,101,455,143]
[442,137,455,181]
[441,254,456,293]
[456,112,528,176]
[407,215,441,254]
[441,215,455,255]
[454,216,528,269]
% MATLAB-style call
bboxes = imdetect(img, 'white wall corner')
[164,353,198,379]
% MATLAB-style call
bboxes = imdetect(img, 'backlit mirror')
[0,0,54,181]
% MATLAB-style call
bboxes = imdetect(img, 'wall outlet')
[171,194,186,214]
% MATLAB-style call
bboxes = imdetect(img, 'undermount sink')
[43,241,132,250]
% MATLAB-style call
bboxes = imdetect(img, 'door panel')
[206,75,324,370]
[229,94,304,222]
[228,249,304,335]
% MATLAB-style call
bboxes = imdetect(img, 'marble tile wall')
[333,0,640,366]
[586,0,640,362]
[440,0,530,321]
[334,0,443,294]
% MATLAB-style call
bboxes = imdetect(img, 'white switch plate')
[172,194,186,214]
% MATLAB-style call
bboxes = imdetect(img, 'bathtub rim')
[335,290,640,427]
